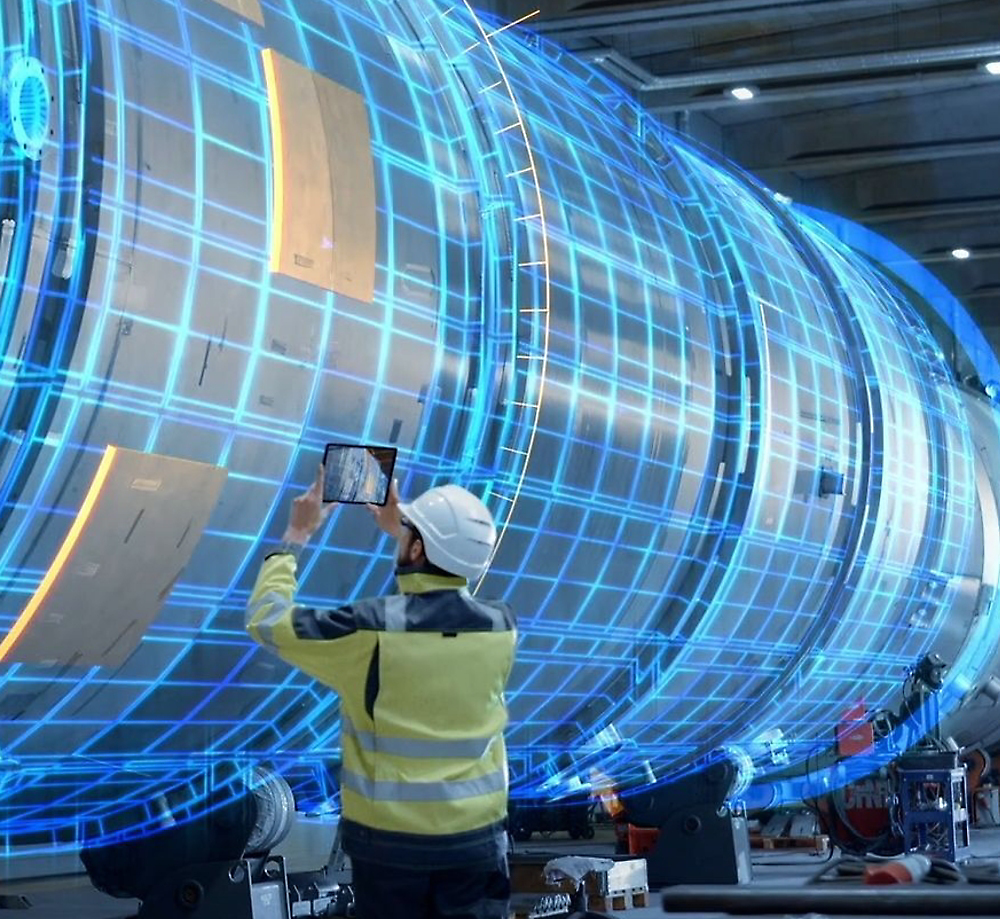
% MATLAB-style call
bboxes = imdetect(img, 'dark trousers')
[352,856,510,919]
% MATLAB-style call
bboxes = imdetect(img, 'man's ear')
[409,537,424,565]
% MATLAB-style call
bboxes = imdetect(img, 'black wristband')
[266,541,304,563]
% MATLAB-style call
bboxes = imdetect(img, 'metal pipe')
[858,199,1000,225]
[585,41,1000,92]
[751,138,1000,176]
[966,287,1000,301]
[4,0,1000,855]
[532,0,945,40]
[663,886,1000,915]
[648,72,991,113]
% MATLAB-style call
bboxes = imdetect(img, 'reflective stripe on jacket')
[245,552,517,844]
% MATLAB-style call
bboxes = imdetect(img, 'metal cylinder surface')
[0,0,997,850]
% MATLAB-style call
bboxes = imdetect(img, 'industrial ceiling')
[489,0,1000,372]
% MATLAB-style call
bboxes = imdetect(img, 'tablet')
[322,444,397,505]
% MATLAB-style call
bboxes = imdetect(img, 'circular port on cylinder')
[175,880,204,911]
[683,815,702,835]
[4,56,50,160]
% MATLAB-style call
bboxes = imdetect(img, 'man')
[246,464,516,919]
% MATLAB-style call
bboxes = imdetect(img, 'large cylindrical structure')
[0,0,998,851]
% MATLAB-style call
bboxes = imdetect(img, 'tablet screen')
[322,444,398,505]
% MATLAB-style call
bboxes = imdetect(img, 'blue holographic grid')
[0,0,991,850]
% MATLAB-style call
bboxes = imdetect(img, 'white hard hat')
[398,485,497,581]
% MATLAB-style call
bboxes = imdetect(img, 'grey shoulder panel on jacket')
[294,593,515,636]
[474,597,517,632]
[394,591,516,633]
[292,597,390,640]
[291,604,359,641]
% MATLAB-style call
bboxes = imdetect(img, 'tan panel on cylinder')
[0,447,228,669]
[263,49,376,303]
[207,0,265,26]
[315,74,377,303]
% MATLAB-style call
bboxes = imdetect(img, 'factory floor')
[7,826,1000,918]
[515,825,1000,918]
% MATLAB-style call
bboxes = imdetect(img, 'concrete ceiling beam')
[530,0,945,40]
[582,40,1000,92]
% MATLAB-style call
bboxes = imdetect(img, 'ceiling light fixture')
[952,248,972,260]
[728,86,757,101]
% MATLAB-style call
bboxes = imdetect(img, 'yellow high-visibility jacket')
[246,550,517,867]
